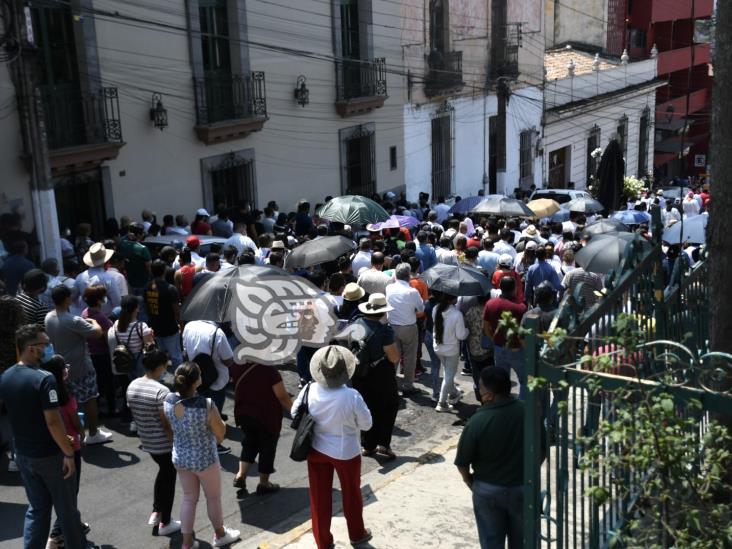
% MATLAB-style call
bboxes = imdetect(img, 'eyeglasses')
[28,341,50,348]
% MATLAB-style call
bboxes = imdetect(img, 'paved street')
[0,362,478,549]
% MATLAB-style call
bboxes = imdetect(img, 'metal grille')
[40,86,122,150]
[431,106,453,199]
[344,125,376,197]
[520,130,533,183]
[617,115,628,167]
[637,108,650,177]
[606,0,627,56]
[209,153,256,209]
[335,58,388,102]
[193,72,267,125]
[586,125,601,185]
[425,50,463,96]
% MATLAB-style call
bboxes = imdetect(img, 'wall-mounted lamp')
[150,92,168,130]
[294,75,309,107]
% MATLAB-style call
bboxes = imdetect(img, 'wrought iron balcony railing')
[425,50,463,97]
[336,58,388,102]
[40,86,122,150]
[193,71,267,126]
[490,23,521,80]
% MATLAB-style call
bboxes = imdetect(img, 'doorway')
[54,169,106,239]
[548,146,570,188]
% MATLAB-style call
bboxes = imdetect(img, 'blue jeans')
[424,330,441,399]
[494,346,527,400]
[472,480,523,549]
[15,452,86,549]
[156,333,182,370]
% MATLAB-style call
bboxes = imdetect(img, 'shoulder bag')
[289,382,316,462]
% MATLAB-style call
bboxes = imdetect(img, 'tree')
[709,0,732,355]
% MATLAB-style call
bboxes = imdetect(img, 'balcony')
[193,72,268,145]
[40,86,124,174]
[657,43,711,75]
[650,0,713,23]
[490,23,521,81]
[335,58,388,117]
[425,50,464,98]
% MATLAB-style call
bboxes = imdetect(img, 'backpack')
[191,326,220,391]
[349,320,381,378]
[113,322,144,374]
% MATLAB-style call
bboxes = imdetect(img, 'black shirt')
[0,363,61,458]
[144,277,180,337]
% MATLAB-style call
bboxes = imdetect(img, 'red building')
[626,0,714,180]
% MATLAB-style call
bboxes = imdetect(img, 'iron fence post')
[523,314,541,549]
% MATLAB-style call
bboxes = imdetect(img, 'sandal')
[256,482,280,495]
[361,447,377,457]
[376,446,396,460]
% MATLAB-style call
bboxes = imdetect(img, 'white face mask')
[101,296,109,305]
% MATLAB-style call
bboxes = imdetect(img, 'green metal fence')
[522,241,730,548]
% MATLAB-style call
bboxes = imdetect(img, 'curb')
[238,432,462,549]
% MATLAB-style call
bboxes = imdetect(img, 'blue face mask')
[41,343,55,364]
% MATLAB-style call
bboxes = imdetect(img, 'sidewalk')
[243,435,478,549]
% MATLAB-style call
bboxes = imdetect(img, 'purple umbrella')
[366,215,418,231]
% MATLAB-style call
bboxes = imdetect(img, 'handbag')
[289,382,316,462]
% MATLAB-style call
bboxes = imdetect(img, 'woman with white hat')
[292,346,373,549]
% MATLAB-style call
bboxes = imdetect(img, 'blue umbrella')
[549,207,570,222]
[662,214,708,244]
[448,196,485,214]
[612,210,652,225]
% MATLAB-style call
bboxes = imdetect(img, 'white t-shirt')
[224,233,259,255]
[182,321,233,391]
[75,267,122,317]
[351,250,372,275]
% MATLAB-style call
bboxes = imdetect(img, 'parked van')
[529,189,592,205]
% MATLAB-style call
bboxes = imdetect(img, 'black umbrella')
[575,234,650,274]
[422,263,492,297]
[596,139,625,213]
[566,196,604,214]
[583,218,631,235]
[284,236,356,269]
[470,196,534,217]
[181,264,290,322]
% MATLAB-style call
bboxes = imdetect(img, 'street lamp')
[150,92,168,130]
[294,75,309,107]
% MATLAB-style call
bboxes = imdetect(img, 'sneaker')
[129,421,137,433]
[448,389,465,405]
[435,402,454,413]
[84,430,113,445]
[461,368,472,376]
[182,542,199,549]
[81,522,91,535]
[8,459,18,472]
[148,512,161,526]
[213,527,241,547]
[158,521,181,536]
[216,444,231,455]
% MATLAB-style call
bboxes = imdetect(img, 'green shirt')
[454,397,524,486]
[118,238,151,288]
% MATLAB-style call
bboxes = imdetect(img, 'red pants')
[307,448,367,549]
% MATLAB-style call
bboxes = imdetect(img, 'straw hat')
[357,293,393,315]
[522,224,538,237]
[309,345,356,388]
[342,282,365,302]
[271,240,286,251]
[83,242,114,268]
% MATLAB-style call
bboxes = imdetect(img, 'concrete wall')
[546,0,608,51]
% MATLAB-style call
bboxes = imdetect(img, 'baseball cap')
[196,208,211,217]
[186,235,201,248]
[385,191,396,199]
[498,254,513,268]
[525,240,538,250]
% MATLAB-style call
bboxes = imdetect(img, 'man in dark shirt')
[0,324,87,548]
[455,367,523,549]
[145,259,182,369]
[118,223,152,313]
[483,276,528,399]
[15,268,49,325]
[1,240,35,295]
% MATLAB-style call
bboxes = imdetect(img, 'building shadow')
[0,501,26,541]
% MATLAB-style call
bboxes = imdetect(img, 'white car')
[529,189,592,205]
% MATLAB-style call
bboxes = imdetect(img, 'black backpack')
[113,322,144,374]
[191,326,220,391]
[349,320,381,378]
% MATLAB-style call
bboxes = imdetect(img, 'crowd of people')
[0,180,710,549]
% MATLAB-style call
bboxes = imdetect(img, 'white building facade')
[541,47,661,189]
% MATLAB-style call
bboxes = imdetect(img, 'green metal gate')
[522,240,731,548]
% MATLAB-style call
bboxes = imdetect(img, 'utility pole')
[709,0,732,355]
[6,0,61,266]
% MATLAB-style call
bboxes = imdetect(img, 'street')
[0,362,477,549]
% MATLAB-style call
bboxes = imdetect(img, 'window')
[617,115,628,164]
[629,28,646,49]
[429,0,449,54]
[340,124,376,196]
[389,146,397,171]
[202,150,257,211]
[637,108,650,177]
[519,130,533,184]
[431,105,453,199]
[586,125,601,184]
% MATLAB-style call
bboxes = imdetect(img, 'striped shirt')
[562,268,603,310]
[126,377,172,454]
[15,292,49,325]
